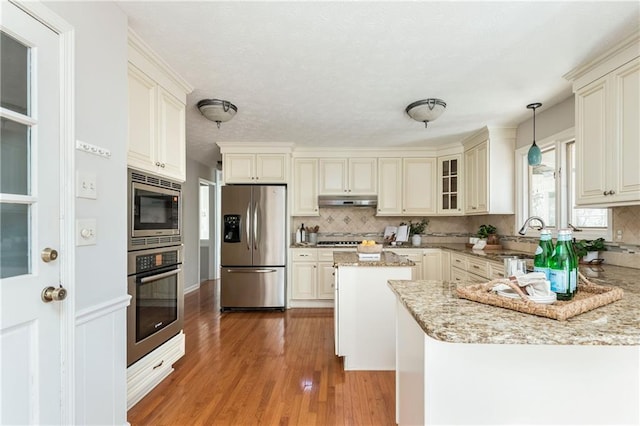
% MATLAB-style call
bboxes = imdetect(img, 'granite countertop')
[333,251,415,267]
[388,263,640,346]
[292,242,534,263]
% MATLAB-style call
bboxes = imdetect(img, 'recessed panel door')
[1,3,63,424]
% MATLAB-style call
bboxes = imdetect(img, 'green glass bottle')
[533,229,554,280]
[549,229,578,300]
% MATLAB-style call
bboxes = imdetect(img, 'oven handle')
[140,268,181,283]
[225,269,277,274]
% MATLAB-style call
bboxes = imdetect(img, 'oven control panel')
[135,250,179,273]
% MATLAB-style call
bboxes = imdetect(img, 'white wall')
[183,158,217,293]
[43,2,129,424]
[515,95,575,149]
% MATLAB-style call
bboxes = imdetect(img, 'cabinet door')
[438,155,463,215]
[475,142,489,213]
[291,262,317,299]
[319,158,348,194]
[613,58,640,203]
[576,77,609,204]
[377,158,402,215]
[349,158,377,194]
[127,65,156,174]
[256,154,287,183]
[423,250,442,281]
[317,262,335,299]
[402,158,437,215]
[464,148,477,212]
[450,267,467,284]
[157,88,186,181]
[224,154,255,183]
[292,158,319,216]
[403,250,423,280]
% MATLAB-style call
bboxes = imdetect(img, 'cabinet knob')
[603,191,609,195]
[155,161,161,166]
[161,163,166,168]
[610,190,615,195]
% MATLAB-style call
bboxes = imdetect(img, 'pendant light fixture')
[197,98,237,128]
[526,102,542,166]
[406,98,447,128]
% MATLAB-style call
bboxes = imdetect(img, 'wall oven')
[128,168,182,251]
[127,245,184,366]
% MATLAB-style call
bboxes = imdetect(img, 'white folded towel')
[492,272,552,297]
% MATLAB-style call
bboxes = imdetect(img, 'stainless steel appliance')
[220,185,286,311]
[128,168,182,251]
[316,240,360,247]
[127,245,183,366]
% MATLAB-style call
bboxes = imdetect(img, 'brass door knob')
[41,285,67,303]
[41,248,58,263]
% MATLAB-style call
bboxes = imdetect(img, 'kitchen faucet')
[518,216,546,235]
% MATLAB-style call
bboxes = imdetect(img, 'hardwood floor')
[127,280,396,425]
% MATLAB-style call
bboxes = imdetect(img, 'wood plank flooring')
[127,280,396,425]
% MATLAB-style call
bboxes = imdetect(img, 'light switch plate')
[76,171,97,199]
[76,219,97,246]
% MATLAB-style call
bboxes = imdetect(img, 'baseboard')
[184,283,200,294]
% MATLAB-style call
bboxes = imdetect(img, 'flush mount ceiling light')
[197,98,237,129]
[526,102,542,166]
[406,98,447,128]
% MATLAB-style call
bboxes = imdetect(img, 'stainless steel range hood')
[318,195,377,207]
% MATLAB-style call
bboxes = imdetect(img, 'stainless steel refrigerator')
[220,185,286,311]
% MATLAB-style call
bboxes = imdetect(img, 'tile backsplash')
[292,205,640,268]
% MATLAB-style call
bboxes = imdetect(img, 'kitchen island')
[388,265,640,425]
[333,251,413,370]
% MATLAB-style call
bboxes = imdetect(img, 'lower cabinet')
[449,252,493,283]
[290,248,346,307]
[401,249,444,281]
[127,331,185,409]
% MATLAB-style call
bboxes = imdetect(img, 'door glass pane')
[1,32,29,115]
[1,118,30,195]
[530,148,556,227]
[0,203,30,278]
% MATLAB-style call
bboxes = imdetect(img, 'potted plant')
[573,238,607,263]
[408,218,429,246]
[477,224,499,245]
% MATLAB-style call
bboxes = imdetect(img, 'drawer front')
[489,261,506,280]
[402,250,423,263]
[317,248,352,262]
[466,257,489,278]
[450,253,467,271]
[291,249,318,261]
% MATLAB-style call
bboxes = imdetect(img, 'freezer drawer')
[220,267,285,310]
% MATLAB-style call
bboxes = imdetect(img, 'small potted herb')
[477,224,499,245]
[407,218,429,246]
[573,238,607,263]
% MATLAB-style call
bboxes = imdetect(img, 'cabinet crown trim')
[217,142,294,154]
[564,31,640,88]
[128,28,194,94]
[461,126,516,150]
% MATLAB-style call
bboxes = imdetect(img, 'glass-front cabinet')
[438,154,463,215]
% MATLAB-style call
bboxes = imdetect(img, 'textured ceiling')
[116,1,640,166]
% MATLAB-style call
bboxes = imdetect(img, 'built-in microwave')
[128,169,182,251]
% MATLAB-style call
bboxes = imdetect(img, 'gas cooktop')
[316,240,360,247]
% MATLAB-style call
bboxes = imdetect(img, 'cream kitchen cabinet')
[402,250,424,280]
[292,158,319,216]
[319,158,377,195]
[376,157,437,216]
[290,248,342,307]
[449,252,490,284]
[438,154,463,215]
[399,249,443,281]
[571,55,640,206]
[224,153,288,184]
[127,31,191,182]
[463,127,516,215]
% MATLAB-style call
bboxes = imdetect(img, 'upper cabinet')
[376,157,436,216]
[565,33,640,206]
[292,158,319,216]
[224,153,288,183]
[217,142,293,184]
[319,158,377,195]
[438,154,463,215]
[127,30,193,182]
[463,127,516,215]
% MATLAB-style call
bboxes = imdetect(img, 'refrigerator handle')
[245,203,251,251]
[254,201,260,250]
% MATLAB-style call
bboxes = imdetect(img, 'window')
[199,184,209,240]
[516,128,611,240]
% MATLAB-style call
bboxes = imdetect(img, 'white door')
[1,2,63,424]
